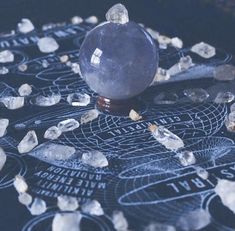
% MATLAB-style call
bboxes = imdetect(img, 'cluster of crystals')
[105,3,129,24]
[225,103,235,132]
[129,109,142,121]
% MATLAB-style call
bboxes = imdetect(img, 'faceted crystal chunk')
[112,211,129,231]
[80,109,99,124]
[34,94,61,106]
[214,64,235,81]
[18,192,32,206]
[52,212,82,231]
[13,175,28,193]
[129,109,142,121]
[176,150,196,166]
[171,37,183,49]
[154,92,178,105]
[71,16,83,25]
[29,198,47,215]
[214,92,234,104]
[59,55,69,63]
[85,16,98,24]
[0,66,9,75]
[0,50,14,63]
[225,116,235,133]
[81,150,108,168]
[149,125,184,151]
[144,223,176,231]
[183,88,209,103]
[17,130,38,154]
[18,83,32,96]
[18,18,34,34]
[81,200,104,216]
[57,195,79,211]
[0,147,6,171]
[18,64,28,72]
[151,67,170,85]
[44,126,62,140]
[191,42,216,59]
[71,63,81,74]
[195,166,209,180]
[67,93,90,106]
[106,4,129,24]
[168,56,193,76]
[57,119,80,132]
[37,37,59,53]
[0,96,24,109]
[0,118,9,137]
[157,35,171,49]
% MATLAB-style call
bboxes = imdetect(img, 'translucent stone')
[18,192,32,206]
[81,150,108,168]
[17,130,38,154]
[57,195,79,211]
[18,64,28,72]
[0,66,9,74]
[81,200,104,216]
[0,50,14,63]
[146,28,159,40]
[13,175,28,193]
[168,56,193,76]
[149,125,184,151]
[230,103,235,112]
[106,4,129,24]
[177,209,211,231]
[80,109,99,124]
[37,37,59,53]
[0,118,9,137]
[0,147,6,171]
[44,126,62,140]
[144,223,176,231]
[215,179,235,213]
[151,68,170,85]
[154,92,178,105]
[112,211,129,231]
[59,55,69,63]
[183,88,209,103]
[195,166,209,180]
[18,83,32,96]
[228,111,235,122]
[67,93,90,107]
[214,92,234,104]
[52,212,82,231]
[0,96,24,110]
[225,116,235,133]
[29,198,47,215]
[214,64,235,81]
[85,16,98,24]
[57,119,80,132]
[42,60,49,68]
[171,37,183,49]
[176,150,196,167]
[17,18,34,34]
[71,63,81,74]
[71,16,83,25]
[34,94,61,106]
[129,109,142,121]
[157,35,171,49]
[191,42,216,59]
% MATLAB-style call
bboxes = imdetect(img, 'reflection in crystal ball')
[79,22,159,100]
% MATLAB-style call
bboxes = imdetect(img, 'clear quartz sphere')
[79,21,158,100]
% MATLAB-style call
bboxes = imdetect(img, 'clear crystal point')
[80,109,99,124]
[176,150,196,166]
[57,195,79,211]
[18,192,32,206]
[34,94,61,106]
[57,119,80,132]
[13,175,28,193]
[81,200,104,216]
[0,96,24,109]
[81,150,108,168]
[17,130,38,154]
[191,42,215,59]
[29,197,47,215]
[0,118,9,137]
[44,126,62,140]
[106,4,129,24]
[0,147,6,171]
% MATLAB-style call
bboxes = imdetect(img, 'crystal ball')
[79,21,159,100]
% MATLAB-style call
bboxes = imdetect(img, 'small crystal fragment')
[154,92,178,105]
[44,126,62,140]
[230,103,235,112]
[0,66,9,75]
[13,175,28,193]
[42,60,49,68]
[81,200,104,216]
[71,16,83,25]
[0,118,9,137]
[34,94,61,106]
[81,150,108,168]
[171,37,183,49]
[176,150,196,167]
[57,195,79,211]
[195,166,209,180]
[146,28,159,40]
[0,96,24,110]
[168,56,193,75]
[71,63,81,74]
[191,42,216,59]
[183,88,209,103]
[18,83,32,96]
[18,64,28,72]
[29,198,47,215]
[59,55,69,63]
[18,192,32,206]
[157,35,171,49]
[144,222,176,231]
[225,116,235,133]
[85,16,98,24]
[149,125,184,151]
[106,4,129,24]
[37,37,59,53]
[17,18,34,33]
[214,64,235,81]
[67,93,90,106]
[112,210,129,231]
[214,92,234,104]
[17,130,38,154]
[0,50,14,63]
[80,109,99,124]
[129,109,142,121]
[57,119,80,132]
[0,147,6,171]
[151,68,170,84]
[52,212,82,231]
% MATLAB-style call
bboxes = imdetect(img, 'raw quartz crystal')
[149,124,184,151]
[29,197,47,215]
[214,64,235,81]
[59,55,69,63]
[0,96,24,109]
[105,4,129,24]
[18,192,32,206]
[157,35,171,49]
[57,118,80,132]
[71,16,83,25]
[214,91,234,104]
[81,150,108,168]
[0,66,9,75]
[0,147,6,171]
[0,50,14,63]
[151,67,170,85]
[176,209,211,231]
[81,200,104,216]
[171,37,183,49]
[195,166,209,180]
[225,111,235,133]
[168,56,193,76]
[71,63,81,74]
[215,179,235,213]
[37,37,59,53]
[80,109,99,124]
[0,118,9,137]
[52,212,82,231]
[183,88,209,103]
[67,93,90,106]
[34,94,61,106]
[18,83,32,96]
[13,175,28,193]
[17,130,38,154]
[17,18,34,33]
[18,64,28,72]
[146,28,159,40]
[144,222,176,231]
[154,92,178,105]
[176,150,196,167]
[191,42,216,59]
[129,109,142,121]
[85,16,98,24]
[112,210,129,231]
[57,195,79,211]
[44,126,62,140]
